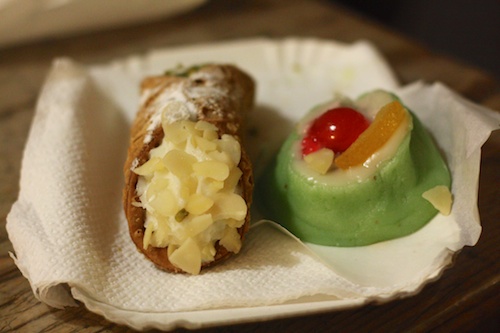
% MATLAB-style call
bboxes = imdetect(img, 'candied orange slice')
[335,100,409,170]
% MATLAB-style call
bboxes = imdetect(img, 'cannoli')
[259,90,452,246]
[123,64,255,274]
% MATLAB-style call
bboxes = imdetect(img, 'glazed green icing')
[258,99,451,247]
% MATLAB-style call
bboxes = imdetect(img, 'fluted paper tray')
[7,38,500,331]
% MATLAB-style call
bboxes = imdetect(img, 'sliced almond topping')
[134,157,163,176]
[224,167,243,191]
[185,214,214,237]
[168,238,202,275]
[143,222,154,249]
[162,119,191,145]
[219,226,242,253]
[193,160,230,181]
[149,188,178,217]
[211,192,248,221]
[194,135,218,152]
[186,193,214,215]
[304,148,334,174]
[422,185,453,216]
[162,149,196,179]
[135,118,246,273]
[218,134,241,165]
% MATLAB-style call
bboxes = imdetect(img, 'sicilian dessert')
[123,64,255,274]
[259,90,452,246]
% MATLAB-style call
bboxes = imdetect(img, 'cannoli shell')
[123,64,255,273]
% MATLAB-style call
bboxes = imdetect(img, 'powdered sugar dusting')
[142,68,228,143]
[130,158,139,171]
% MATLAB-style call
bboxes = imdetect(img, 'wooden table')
[1,0,498,331]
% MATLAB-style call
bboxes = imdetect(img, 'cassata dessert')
[123,64,255,274]
[259,90,452,246]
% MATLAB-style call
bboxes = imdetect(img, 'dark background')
[334,0,500,80]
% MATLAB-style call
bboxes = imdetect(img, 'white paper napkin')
[6,38,500,330]
[5,57,364,311]
[396,82,499,246]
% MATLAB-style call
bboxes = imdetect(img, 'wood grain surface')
[1,0,498,332]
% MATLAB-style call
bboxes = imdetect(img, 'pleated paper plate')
[11,38,495,331]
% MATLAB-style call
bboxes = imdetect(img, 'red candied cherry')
[301,107,370,156]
